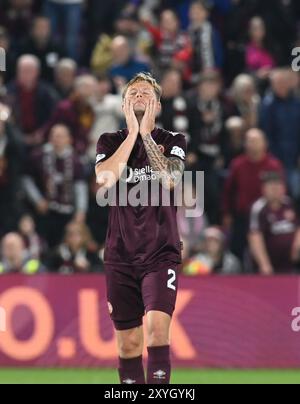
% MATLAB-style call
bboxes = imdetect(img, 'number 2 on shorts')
[167,269,176,291]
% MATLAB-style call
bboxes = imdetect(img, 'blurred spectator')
[177,181,208,261]
[183,226,241,275]
[0,26,17,84]
[6,54,58,146]
[88,76,123,164]
[223,128,284,261]
[0,103,25,237]
[44,0,83,61]
[19,15,63,82]
[0,0,35,49]
[114,7,151,58]
[0,232,44,274]
[158,69,189,136]
[54,58,77,99]
[260,68,300,200]
[187,71,231,223]
[249,171,300,274]
[18,214,46,260]
[188,0,223,82]
[222,116,245,169]
[231,74,260,129]
[245,17,276,80]
[23,124,88,248]
[86,0,129,57]
[141,9,189,72]
[109,35,150,85]
[44,74,97,154]
[46,221,103,273]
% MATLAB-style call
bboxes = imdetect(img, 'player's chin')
[134,106,146,115]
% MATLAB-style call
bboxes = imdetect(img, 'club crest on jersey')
[170,146,185,160]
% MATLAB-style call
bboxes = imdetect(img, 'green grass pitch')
[0,369,299,384]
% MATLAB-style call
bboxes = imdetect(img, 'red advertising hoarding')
[0,275,300,368]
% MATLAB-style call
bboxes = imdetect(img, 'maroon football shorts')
[104,261,179,331]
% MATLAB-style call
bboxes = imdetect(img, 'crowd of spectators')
[1,0,300,275]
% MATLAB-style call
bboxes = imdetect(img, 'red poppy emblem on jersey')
[158,145,165,154]
[284,209,296,222]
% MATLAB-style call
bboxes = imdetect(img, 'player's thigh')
[105,265,145,330]
[142,262,179,317]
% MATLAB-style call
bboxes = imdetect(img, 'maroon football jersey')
[250,197,300,273]
[96,128,186,266]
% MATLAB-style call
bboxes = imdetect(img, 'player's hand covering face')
[140,99,158,137]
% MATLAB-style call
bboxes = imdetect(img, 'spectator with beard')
[46,221,103,274]
[6,54,58,146]
[53,58,77,100]
[0,232,44,274]
[0,103,25,237]
[44,74,97,155]
[249,171,300,274]
[19,15,63,82]
[23,124,88,248]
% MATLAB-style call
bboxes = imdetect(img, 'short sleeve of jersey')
[164,133,187,162]
[95,133,119,166]
[249,200,265,233]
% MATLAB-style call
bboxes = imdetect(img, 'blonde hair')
[122,72,162,100]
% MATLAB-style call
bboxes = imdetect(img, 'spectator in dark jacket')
[260,68,300,199]
[6,54,58,146]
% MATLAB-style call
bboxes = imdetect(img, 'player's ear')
[157,101,162,114]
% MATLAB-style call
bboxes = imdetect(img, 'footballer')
[95,72,186,384]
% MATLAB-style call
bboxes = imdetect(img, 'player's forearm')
[249,232,273,275]
[141,133,184,189]
[96,134,137,189]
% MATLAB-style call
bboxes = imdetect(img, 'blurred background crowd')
[1,0,300,276]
